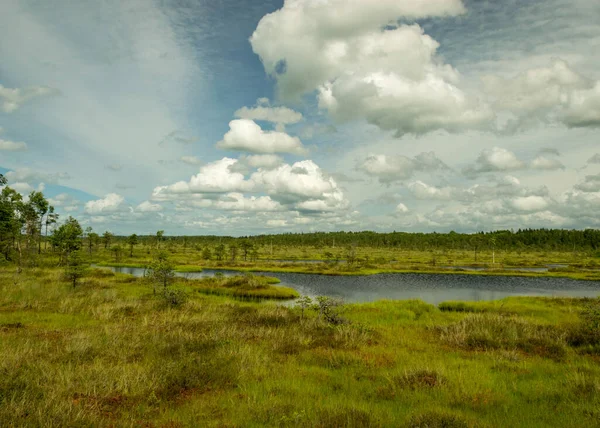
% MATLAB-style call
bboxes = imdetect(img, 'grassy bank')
[89,245,600,282]
[194,274,299,300]
[1,266,599,426]
[202,263,600,281]
[96,260,600,281]
[95,262,203,273]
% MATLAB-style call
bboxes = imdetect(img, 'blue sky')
[1,0,599,235]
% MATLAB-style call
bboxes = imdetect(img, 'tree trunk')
[16,238,22,274]
[38,216,43,255]
[44,217,48,252]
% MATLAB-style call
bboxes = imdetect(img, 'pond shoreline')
[94,261,600,281]
[98,265,600,305]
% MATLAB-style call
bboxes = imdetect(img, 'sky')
[1,0,600,236]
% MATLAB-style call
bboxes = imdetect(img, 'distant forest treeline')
[2,172,599,256]
[117,229,600,252]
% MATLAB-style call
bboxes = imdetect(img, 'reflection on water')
[103,266,600,305]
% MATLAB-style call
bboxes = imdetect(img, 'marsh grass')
[92,244,600,281]
[435,313,569,360]
[194,274,299,300]
[566,298,600,354]
[1,267,600,426]
[407,410,479,428]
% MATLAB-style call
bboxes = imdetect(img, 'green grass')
[202,263,600,281]
[86,244,600,281]
[1,266,600,426]
[193,274,299,300]
[95,262,203,273]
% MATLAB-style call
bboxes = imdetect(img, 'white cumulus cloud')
[153,156,349,215]
[84,193,126,215]
[0,139,28,151]
[216,119,306,155]
[395,203,409,214]
[510,196,549,212]
[251,160,343,203]
[484,60,600,131]
[214,193,282,212]
[463,147,526,177]
[136,201,163,212]
[9,182,35,194]
[358,152,450,183]
[152,157,253,199]
[563,81,600,128]
[408,181,455,200]
[250,1,494,136]
[530,156,565,170]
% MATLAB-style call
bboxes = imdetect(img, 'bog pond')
[104,266,600,304]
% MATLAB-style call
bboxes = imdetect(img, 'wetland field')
[1,240,600,427]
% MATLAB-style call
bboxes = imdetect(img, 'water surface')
[104,266,600,304]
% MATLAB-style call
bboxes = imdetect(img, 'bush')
[567,299,600,352]
[581,299,600,335]
[161,288,188,307]
[314,296,348,325]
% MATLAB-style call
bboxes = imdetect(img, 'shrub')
[580,299,600,335]
[314,296,348,325]
[567,298,600,353]
[161,288,188,307]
